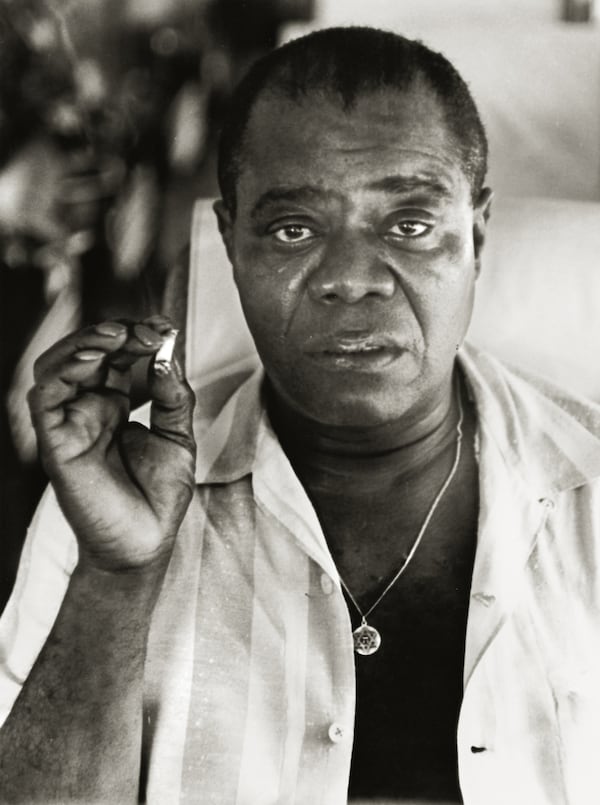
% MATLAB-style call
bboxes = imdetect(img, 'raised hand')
[27,316,196,573]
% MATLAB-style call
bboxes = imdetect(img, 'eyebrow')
[249,175,453,220]
[366,175,453,198]
[250,186,335,220]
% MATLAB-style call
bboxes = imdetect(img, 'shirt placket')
[252,427,356,804]
[458,423,556,803]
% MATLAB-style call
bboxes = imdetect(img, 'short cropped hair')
[217,26,488,214]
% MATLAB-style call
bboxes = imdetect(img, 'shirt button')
[320,574,334,595]
[328,722,347,743]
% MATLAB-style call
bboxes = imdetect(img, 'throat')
[265,376,462,492]
[266,373,475,603]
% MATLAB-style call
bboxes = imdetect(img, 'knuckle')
[32,353,49,381]
[177,381,196,410]
[26,385,38,411]
[33,326,91,379]
[32,362,42,382]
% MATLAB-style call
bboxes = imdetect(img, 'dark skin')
[0,317,196,802]
[0,82,491,801]
[215,85,491,431]
[215,83,491,566]
[215,83,492,800]
[267,371,480,800]
[265,372,465,597]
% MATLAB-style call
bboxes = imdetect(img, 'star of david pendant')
[352,622,381,655]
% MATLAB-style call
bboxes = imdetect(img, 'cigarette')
[153,329,179,373]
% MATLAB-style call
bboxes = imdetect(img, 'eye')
[271,224,315,244]
[388,221,431,238]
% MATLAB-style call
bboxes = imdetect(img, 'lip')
[304,333,406,372]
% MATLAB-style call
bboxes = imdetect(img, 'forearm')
[0,561,166,803]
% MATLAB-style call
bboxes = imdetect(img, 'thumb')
[148,348,196,457]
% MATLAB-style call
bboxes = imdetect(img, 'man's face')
[216,84,491,428]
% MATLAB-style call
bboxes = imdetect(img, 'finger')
[146,316,185,366]
[148,354,196,456]
[34,320,170,379]
[30,352,126,418]
[104,365,132,396]
[28,357,130,448]
[33,321,129,380]
[32,351,109,412]
[31,389,129,465]
[104,323,171,371]
[66,391,130,445]
[141,314,174,335]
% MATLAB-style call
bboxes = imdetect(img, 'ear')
[472,187,493,277]
[213,199,235,264]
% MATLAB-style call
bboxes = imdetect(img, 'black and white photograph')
[0,1,599,803]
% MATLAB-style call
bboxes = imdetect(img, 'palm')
[57,427,192,569]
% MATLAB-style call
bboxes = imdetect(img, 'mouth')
[305,334,405,372]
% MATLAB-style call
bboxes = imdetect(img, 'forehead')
[236,85,468,207]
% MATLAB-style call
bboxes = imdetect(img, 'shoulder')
[462,343,600,439]
[461,344,600,494]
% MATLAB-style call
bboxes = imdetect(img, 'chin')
[266,354,425,428]
[300,388,405,428]
[307,366,423,427]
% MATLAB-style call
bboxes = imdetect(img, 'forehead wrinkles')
[238,86,462,191]
[247,77,447,128]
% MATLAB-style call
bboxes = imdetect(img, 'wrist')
[72,556,170,615]
[75,535,175,576]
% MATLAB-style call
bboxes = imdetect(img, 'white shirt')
[1,344,600,804]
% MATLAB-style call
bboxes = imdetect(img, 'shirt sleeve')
[0,404,154,727]
[0,484,78,726]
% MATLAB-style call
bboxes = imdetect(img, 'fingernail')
[134,323,163,346]
[143,315,173,335]
[75,350,105,361]
[95,321,127,337]
[143,314,171,326]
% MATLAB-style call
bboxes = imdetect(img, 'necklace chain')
[339,384,465,634]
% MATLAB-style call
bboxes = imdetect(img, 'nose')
[307,233,396,304]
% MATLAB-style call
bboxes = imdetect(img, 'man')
[1,26,599,804]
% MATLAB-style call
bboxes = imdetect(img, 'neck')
[266,373,460,478]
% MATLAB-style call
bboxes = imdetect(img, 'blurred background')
[0,0,598,611]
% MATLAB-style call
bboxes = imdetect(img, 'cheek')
[438,233,477,313]
[429,231,474,269]
[407,233,476,344]
[233,241,314,337]
[233,267,297,365]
